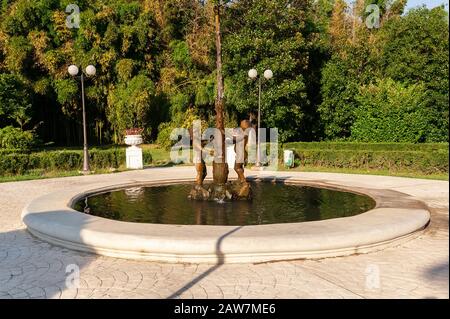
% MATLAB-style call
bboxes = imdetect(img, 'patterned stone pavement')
[0,168,448,299]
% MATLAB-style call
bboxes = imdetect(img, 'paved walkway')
[0,167,448,299]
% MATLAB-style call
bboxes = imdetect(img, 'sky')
[344,1,449,11]
[406,0,449,10]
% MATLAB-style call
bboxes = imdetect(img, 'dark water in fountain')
[73,182,375,226]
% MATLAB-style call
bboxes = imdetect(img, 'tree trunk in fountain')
[213,3,229,185]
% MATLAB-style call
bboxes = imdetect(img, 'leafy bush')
[0,126,37,149]
[0,148,153,175]
[284,142,448,152]
[351,79,434,143]
[318,57,360,140]
[0,148,30,155]
[29,151,83,171]
[0,153,30,174]
[379,8,449,142]
[284,142,449,174]
[290,149,448,174]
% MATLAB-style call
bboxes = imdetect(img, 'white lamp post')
[248,68,273,167]
[68,64,96,174]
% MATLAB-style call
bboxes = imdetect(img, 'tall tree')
[212,0,228,184]
[223,0,312,142]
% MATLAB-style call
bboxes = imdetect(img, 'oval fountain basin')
[73,182,376,226]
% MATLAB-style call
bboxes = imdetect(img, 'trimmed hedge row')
[291,149,448,174]
[1,143,448,176]
[0,149,30,155]
[284,142,448,152]
[0,149,153,175]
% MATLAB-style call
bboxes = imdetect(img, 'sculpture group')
[189,120,252,202]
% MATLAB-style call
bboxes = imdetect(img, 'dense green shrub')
[223,0,309,142]
[319,7,449,143]
[379,8,449,142]
[351,79,434,143]
[290,149,448,174]
[0,153,30,174]
[0,126,37,149]
[318,56,360,140]
[284,142,449,152]
[0,148,153,175]
[143,151,153,164]
[90,149,123,169]
[29,151,83,171]
[0,148,30,155]
[282,142,449,175]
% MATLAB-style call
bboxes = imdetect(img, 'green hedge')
[291,149,448,174]
[0,149,153,175]
[284,142,448,152]
[0,149,31,155]
[2,143,448,176]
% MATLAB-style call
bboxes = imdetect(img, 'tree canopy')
[0,0,448,148]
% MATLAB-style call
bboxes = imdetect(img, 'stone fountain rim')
[21,173,430,264]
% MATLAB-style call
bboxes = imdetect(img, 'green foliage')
[0,0,448,148]
[115,59,135,82]
[0,148,154,175]
[0,126,36,149]
[195,78,215,107]
[318,58,360,139]
[169,92,191,116]
[53,79,78,106]
[107,74,155,138]
[285,141,449,175]
[351,79,432,142]
[295,150,448,174]
[319,3,449,142]
[157,108,201,149]
[0,153,30,174]
[0,148,30,155]
[3,36,32,72]
[1,0,8,14]
[0,74,32,127]
[29,150,83,171]
[170,40,192,69]
[284,141,448,152]
[378,7,449,142]
[0,0,163,145]
[289,148,448,175]
[223,0,309,142]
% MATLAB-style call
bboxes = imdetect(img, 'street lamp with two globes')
[248,68,273,167]
[68,64,96,174]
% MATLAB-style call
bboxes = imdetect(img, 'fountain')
[22,171,431,263]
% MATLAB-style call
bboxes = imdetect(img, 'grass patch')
[0,169,83,183]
